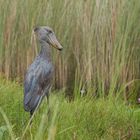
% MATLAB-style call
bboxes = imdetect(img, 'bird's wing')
[24,60,53,112]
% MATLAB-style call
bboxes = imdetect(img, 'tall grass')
[0,79,140,140]
[0,0,140,98]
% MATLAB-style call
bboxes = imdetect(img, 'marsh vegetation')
[0,0,140,139]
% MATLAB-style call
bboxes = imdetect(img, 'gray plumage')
[24,26,62,117]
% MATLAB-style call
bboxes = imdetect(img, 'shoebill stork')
[23,26,63,118]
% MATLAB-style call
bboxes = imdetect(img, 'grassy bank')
[0,79,140,140]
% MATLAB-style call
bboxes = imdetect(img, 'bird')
[23,26,63,118]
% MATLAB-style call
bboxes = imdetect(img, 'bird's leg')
[29,111,33,140]
[30,123,33,140]
[44,86,51,116]
[30,112,33,125]
[21,111,34,139]
[46,94,51,120]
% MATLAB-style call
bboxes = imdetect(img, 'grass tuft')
[0,79,140,139]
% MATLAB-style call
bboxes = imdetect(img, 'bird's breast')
[42,60,54,76]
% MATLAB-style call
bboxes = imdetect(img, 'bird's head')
[34,26,63,51]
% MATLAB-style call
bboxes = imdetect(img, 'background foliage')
[0,0,140,98]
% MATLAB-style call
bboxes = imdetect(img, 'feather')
[24,56,53,112]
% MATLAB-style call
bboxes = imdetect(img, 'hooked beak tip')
[58,47,63,51]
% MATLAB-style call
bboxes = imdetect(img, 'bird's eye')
[48,30,52,34]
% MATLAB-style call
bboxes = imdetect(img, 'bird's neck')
[39,41,51,61]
